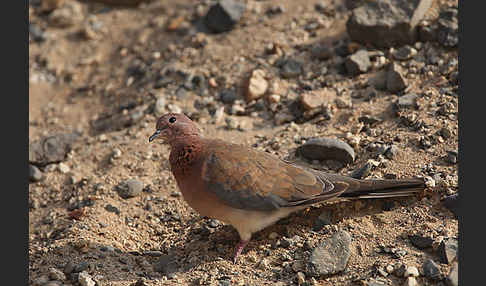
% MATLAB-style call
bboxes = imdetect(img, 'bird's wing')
[200,140,349,211]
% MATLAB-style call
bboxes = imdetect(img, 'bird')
[149,113,425,263]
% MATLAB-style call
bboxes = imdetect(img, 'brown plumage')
[149,113,425,263]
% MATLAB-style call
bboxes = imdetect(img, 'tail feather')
[318,173,425,200]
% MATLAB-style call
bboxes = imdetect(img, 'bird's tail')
[320,173,426,199]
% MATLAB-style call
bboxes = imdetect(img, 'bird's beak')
[149,130,161,142]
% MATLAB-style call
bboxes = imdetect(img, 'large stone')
[307,230,351,277]
[245,69,268,101]
[204,0,246,33]
[297,137,355,164]
[386,62,408,93]
[29,132,81,167]
[346,0,434,47]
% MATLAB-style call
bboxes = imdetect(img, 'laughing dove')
[149,113,425,263]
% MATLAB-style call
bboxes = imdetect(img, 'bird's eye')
[169,117,176,123]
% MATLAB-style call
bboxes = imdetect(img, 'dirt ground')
[29,0,458,285]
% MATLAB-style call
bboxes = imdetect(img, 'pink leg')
[233,239,249,264]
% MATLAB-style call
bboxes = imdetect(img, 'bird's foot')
[233,239,249,264]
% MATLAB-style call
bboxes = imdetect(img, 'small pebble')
[117,179,144,199]
[29,164,43,182]
[58,162,70,173]
[78,271,95,286]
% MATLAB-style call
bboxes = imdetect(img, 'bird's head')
[149,113,201,144]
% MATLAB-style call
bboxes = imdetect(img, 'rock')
[350,161,374,179]
[311,44,333,60]
[394,264,407,277]
[245,69,268,101]
[49,267,66,281]
[386,62,408,93]
[437,8,458,48]
[29,23,46,42]
[29,132,81,167]
[438,238,458,264]
[396,93,418,109]
[422,259,441,280]
[73,261,90,273]
[346,0,434,47]
[297,137,355,164]
[418,22,437,42]
[312,211,332,231]
[358,115,382,126]
[280,59,303,79]
[409,234,434,249]
[307,230,351,277]
[335,97,352,109]
[368,70,388,90]
[153,254,177,275]
[154,97,166,116]
[112,148,122,159]
[117,179,144,199]
[403,277,418,286]
[105,204,120,215]
[404,266,419,277]
[344,50,371,76]
[78,271,95,286]
[58,162,70,173]
[219,89,239,104]
[204,0,247,33]
[384,145,400,160]
[442,194,459,217]
[300,93,325,111]
[446,150,458,164]
[48,0,84,27]
[392,45,418,61]
[446,262,458,286]
[29,164,43,182]
[300,88,337,111]
[32,275,49,286]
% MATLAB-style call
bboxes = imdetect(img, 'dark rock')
[386,62,407,93]
[143,250,163,257]
[29,132,81,167]
[438,238,458,264]
[394,264,407,277]
[297,138,355,164]
[442,194,459,217]
[204,0,246,33]
[219,89,238,104]
[384,145,400,160]
[418,23,437,42]
[437,8,458,48]
[312,211,332,231]
[311,44,333,60]
[368,70,387,90]
[396,93,418,110]
[446,262,458,286]
[346,0,434,47]
[422,259,441,280]
[409,235,434,249]
[344,50,371,76]
[29,23,46,42]
[105,204,120,215]
[29,164,44,182]
[446,150,458,164]
[73,261,89,273]
[117,179,144,199]
[280,59,303,79]
[392,45,417,61]
[153,254,177,275]
[358,115,382,126]
[307,230,351,277]
[350,161,373,179]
